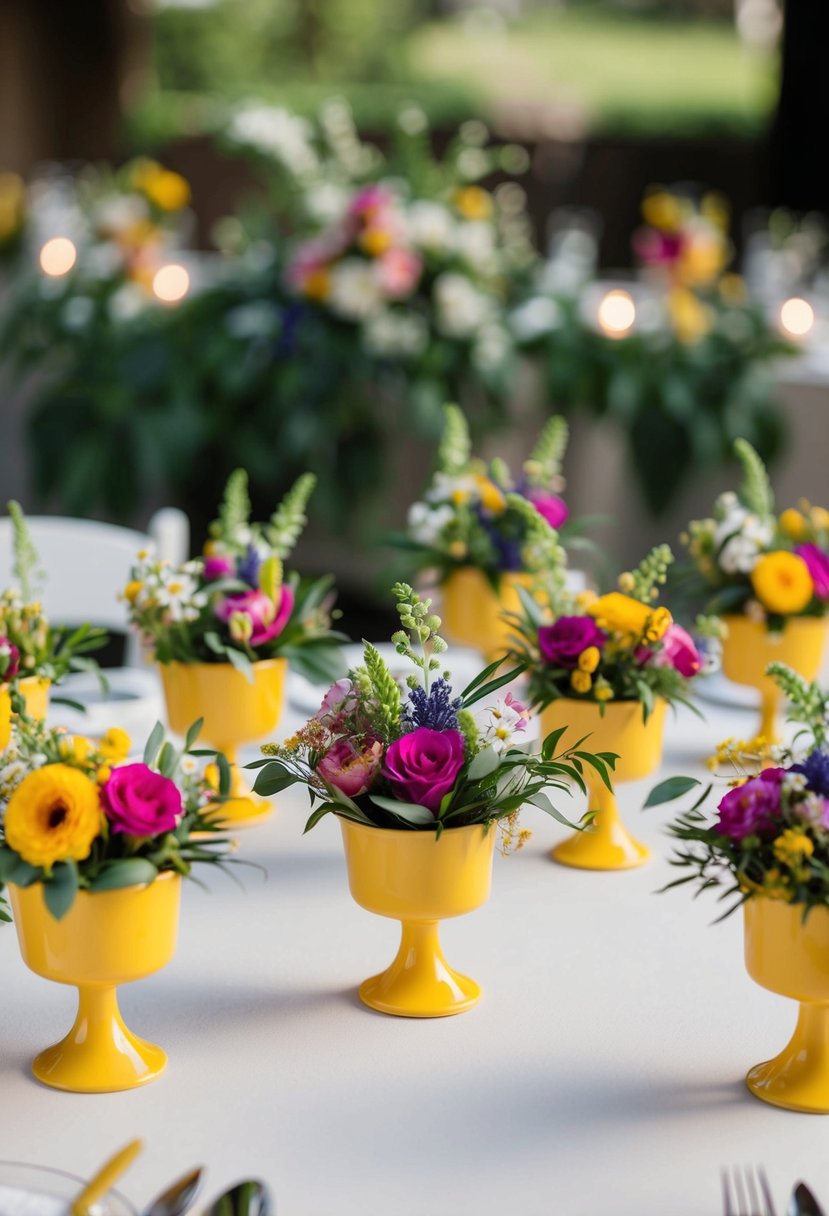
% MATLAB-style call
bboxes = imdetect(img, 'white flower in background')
[434,272,493,338]
[225,301,281,340]
[62,296,94,331]
[108,284,148,323]
[397,105,428,136]
[155,571,206,624]
[363,310,428,358]
[328,258,384,321]
[306,182,349,224]
[406,201,456,254]
[457,147,490,180]
[93,195,149,236]
[473,323,511,372]
[510,296,563,341]
[0,756,27,801]
[83,241,125,280]
[229,106,319,179]
[406,502,455,545]
[454,220,496,268]
[425,471,479,505]
[479,692,531,753]
[714,500,773,574]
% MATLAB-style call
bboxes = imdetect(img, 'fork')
[722,1166,777,1216]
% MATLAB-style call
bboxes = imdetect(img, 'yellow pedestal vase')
[0,675,51,750]
[744,897,829,1113]
[440,568,531,663]
[9,872,181,1093]
[721,615,828,742]
[160,658,287,828]
[339,818,496,1018]
[540,697,667,871]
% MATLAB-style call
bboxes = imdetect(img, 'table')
[2,675,829,1216]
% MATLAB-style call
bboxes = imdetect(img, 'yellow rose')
[454,186,492,221]
[99,726,132,762]
[578,646,601,674]
[750,551,813,615]
[779,508,807,540]
[588,593,672,642]
[4,764,101,869]
[570,669,592,694]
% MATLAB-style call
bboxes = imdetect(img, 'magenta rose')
[203,555,235,580]
[100,763,182,836]
[538,617,606,669]
[1,636,20,683]
[215,584,295,647]
[317,738,383,798]
[652,624,701,678]
[528,492,569,530]
[383,727,465,814]
[795,544,829,600]
[715,768,787,840]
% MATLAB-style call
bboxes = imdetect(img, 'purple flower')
[238,545,263,587]
[793,750,829,797]
[402,678,461,732]
[382,726,466,814]
[527,491,569,530]
[204,555,235,581]
[715,768,787,840]
[538,617,606,669]
[1,636,20,683]
[794,544,829,600]
[100,763,182,836]
[317,738,383,798]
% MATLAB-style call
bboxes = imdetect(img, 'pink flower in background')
[715,768,787,840]
[317,737,383,797]
[1,636,20,683]
[314,679,358,731]
[383,726,465,813]
[652,624,701,678]
[377,248,422,299]
[527,491,569,530]
[538,617,605,669]
[795,544,829,600]
[203,555,235,581]
[100,763,182,836]
[347,184,396,222]
[215,584,294,647]
[633,227,683,266]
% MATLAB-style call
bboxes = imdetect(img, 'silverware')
[204,1179,272,1216]
[790,1183,827,1216]
[722,1165,777,1216]
[144,1166,204,1216]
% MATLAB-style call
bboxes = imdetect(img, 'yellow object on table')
[440,568,532,662]
[70,1139,144,1216]
[0,675,50,749]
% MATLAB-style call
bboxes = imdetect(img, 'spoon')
[791,1183,827,1216]
[204,1179,272,1216]
[143,1166,204,1216]
[70,1139,144,1216]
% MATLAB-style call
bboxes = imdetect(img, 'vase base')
[32,1031,167,1093]
[205,795,274,832]
[551,831,650,871]
[746,1056,829,1114]
[358,968,482,1018]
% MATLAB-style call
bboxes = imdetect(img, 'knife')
[790,1182,826,1216]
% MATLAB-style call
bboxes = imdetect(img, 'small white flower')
[454,220,496,267]
[718,535,763,575]
[156,572,206,623]
[363,310,428,358]
[510,296,563,341]
[407,502,455,545]
[62,296,94,331]
[473,324,511,372]
[433,273,493,338]
[229,106,319,179]
[426,471,479,505]
[108,284,148,323]
[406,201,456,254]
[328,258,384,321]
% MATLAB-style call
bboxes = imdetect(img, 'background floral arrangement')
[680,439,829,626]
[507,544,715,719]
[0,714,232,922]
[1,502,105,690]
[393,405,582,588]
[125,469,345,684]
[251,582,614,839]
[653,664,829,918]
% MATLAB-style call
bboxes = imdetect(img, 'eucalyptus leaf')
[369,795,437,825]
[643,775,702,808]
[467,746,500,780]
[143,720,166,766]
[87,859,159,891]
[43,861,79,920]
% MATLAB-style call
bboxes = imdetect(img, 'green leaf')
[157,740,177,778]
[143,720,166,766]
[461,663,527,708]
[643,776,702,808]
[216,752,232,798]
[87,859,159,891]
[252,763,297,797]
[540,725,567,760]
[184,718,205,750]
[369,795,437,825]
[0,851,40,886]
[43,861,79,920]
[467,746,500,780]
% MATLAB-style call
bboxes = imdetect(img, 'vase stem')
[357,920,481,1017]
[746,1000,829,1113]
[759,690,780,744]
[551,775,650,870]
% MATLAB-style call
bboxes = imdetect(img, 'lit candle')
[152,264,190,304]
[597,288,636,338]
[39,237,77,277]
[778,296,814,339]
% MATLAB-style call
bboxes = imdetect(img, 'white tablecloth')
[2,675,829,1216]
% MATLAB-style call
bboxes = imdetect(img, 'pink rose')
[314,679,358,729]
[795,544,829,600]
[317,737,383,798]
[203,555,235,580]
[382,726,465,814]
[215,584,294,647]
[1,636,20,683]
[100,763,182,836]
[527,491,569,530]
[652,624,701,678]
[377,248,422,299]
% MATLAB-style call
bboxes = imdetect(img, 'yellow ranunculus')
[578,646,601,674]
[131,160,191,212]
[474,475,506,514]
[99,726,131,762]
[750,551,814,615]
[588,593,672,642]
[667,287,711,343]
[301,267,331,301]
[454,186,492,221]
[773,828,815,865]
[58,735,93,765]
[358,227,393,257]
[779,508,807,540]
[570,670,592,694]
[4,764,102,869]
[641,190,685,233]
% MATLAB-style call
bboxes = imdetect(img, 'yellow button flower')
[474,475,507,514]
[454,186,492,221]
[588,593,672,642]
[123,579,144,604]
[773,828,815,866]
[578,646,601,674]
[750,551,814,615]
[99,726,132,762]
[358,228,393,257]
[810,506,829,531]
[594,683,614,702]
[779,508,807,540]
[4,764,101,869]
[570,670,592,694]
[58,735,92,764]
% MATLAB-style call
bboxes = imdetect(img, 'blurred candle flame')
[39,237,77,277]
[597,289,636,337]
[779,297,814,339]
[152,264,190,304]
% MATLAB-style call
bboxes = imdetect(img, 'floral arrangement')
[124,469,345,684]
[681,439,829,626]
[1,502,105,689]
[394,405,575,587]
[251,582,615,839]
[506,544,714,720]
[654,664,829,918]
[0,714,232,923]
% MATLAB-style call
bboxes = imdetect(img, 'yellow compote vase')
[541,697,667,870]
[339,818,496,1018]
[0,675,50,749]
[721,615,828,742]
[9,872,180,1093]
[441,568,531,662]
[744,897,829,1113]
[160,658,287,828]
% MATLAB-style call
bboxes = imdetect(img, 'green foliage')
[735,437,774,518]
[267,472,316,560]
[767,663,829,751]
[356,641,401,740]
[529,415,568,482]
[390,582,446,690]
[7,500,41,602]
[437,404,471,475]
[626,544,674,604]
[212,468,252,543]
